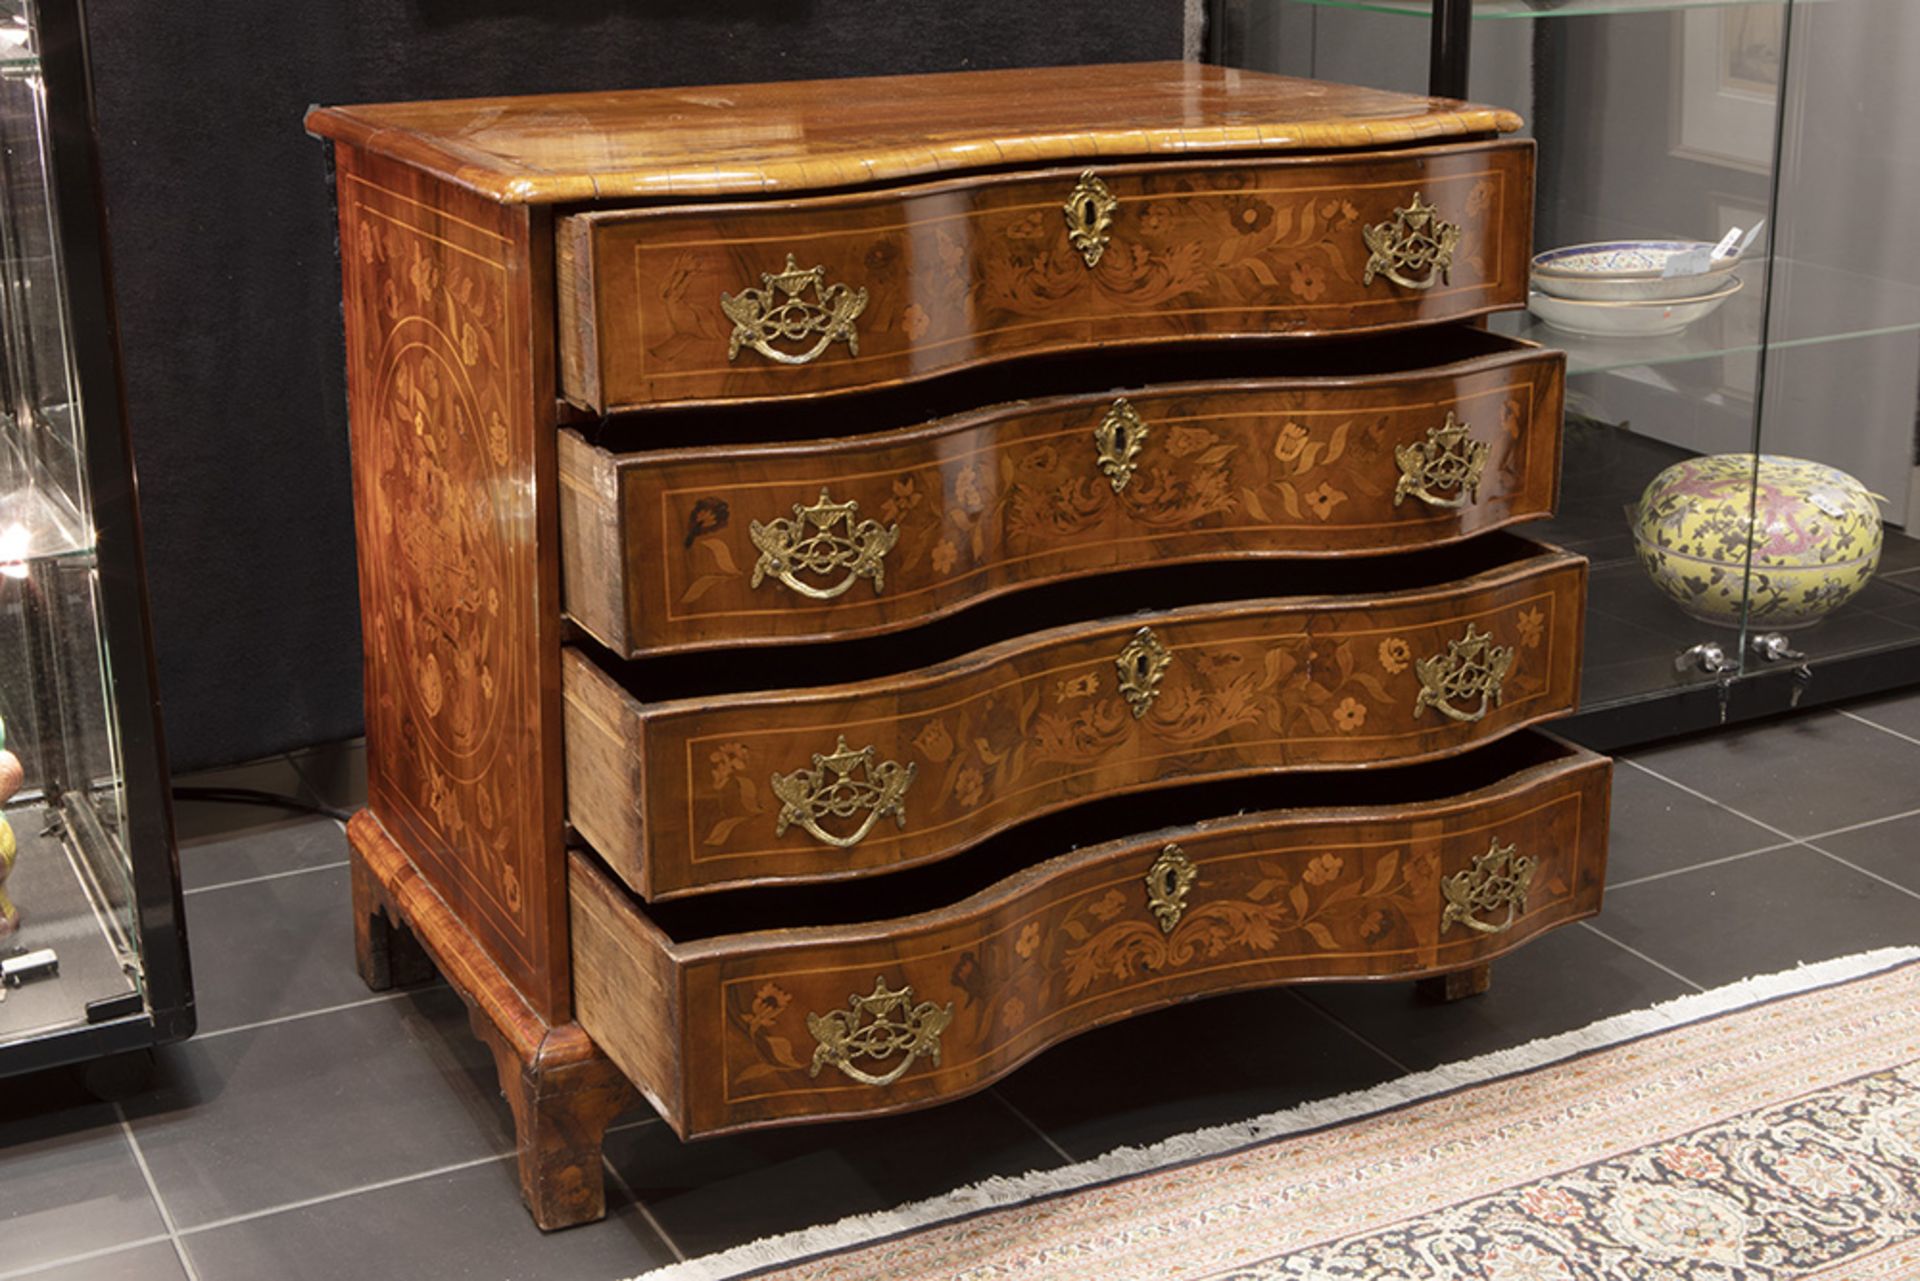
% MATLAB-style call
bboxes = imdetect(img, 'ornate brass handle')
[771,735,916,849]
[749,489,900,601]
[1064,170,1118,269]
[1413,623,1515,724]
[807,977,954,1087]
[1144,844,1199,934]
[1394,412,1489,510]
[721,253,868,365]
[1440,839,1536,936]
[1094,398,1148,493]
[1115,626,1172,719]
[1361,193,1461,292]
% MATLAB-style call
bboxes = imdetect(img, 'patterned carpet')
[635,949,1920,1280]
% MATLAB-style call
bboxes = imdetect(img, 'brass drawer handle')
[722,253,868,365]
[1115,626,1172,718]
[1144,844,1199,934]
[749,489,900,601]
[807,977,954,1087]
[1440,839,1536,936]
[771,735,916,849]
[1094,398,1148,493]
[1064,170,1118,269]
[1394,412,1489,510]
[1362,193,1460,292]
[1413,623,1514,724]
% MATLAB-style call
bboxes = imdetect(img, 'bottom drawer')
[571,733,1611,1139]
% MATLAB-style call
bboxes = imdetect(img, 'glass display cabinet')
[0,0,190,1072]
[1211,0,1920,745]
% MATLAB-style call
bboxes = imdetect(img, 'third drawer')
[563,534,1586,900]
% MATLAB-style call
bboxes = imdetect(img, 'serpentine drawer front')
[570,734,1611,1138]
[557,140,1534,413]
[559,330,1565,657]
[562,543,1586,900]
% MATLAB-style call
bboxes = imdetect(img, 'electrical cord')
[169,785,353,824]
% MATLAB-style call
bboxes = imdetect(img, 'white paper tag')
[1662,245,1716,278]
[1727,219,1766,258]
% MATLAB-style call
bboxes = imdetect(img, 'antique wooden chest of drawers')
[308,61,1610,1230]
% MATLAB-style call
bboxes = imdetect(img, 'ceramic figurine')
[1632,454,1884,628]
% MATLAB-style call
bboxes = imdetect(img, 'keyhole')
[1082,198,1098,225]
[1111,424,1127,453]
[1134,655,1150,681]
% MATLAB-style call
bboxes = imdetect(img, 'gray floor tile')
[171,756,323,843]
[25,1241,189,1280]
[121,987,513,1231]
[1846,688,1920,744]
[1808,812,1920,895]
[1602,761,1785,885]
[1628,710,1920,836]
[0,1072,167,1275]
[1298,923,1696,1072]
[287,740,366,815]
[995,985,1401,1159]
[181,1155,673,1281]
[184,862,386,1035]
[178,813,347,894]
[1597,844,1920,989]
[610,1092,1064,1260]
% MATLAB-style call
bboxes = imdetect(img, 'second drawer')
[564,536,1586,899]
[560,328,1564,657]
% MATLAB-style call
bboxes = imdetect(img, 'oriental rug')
[635,948,1920,1280]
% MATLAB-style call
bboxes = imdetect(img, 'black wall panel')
[80,2,1186,770]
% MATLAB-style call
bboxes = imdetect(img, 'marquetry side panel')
[564,550,1586,900]
[563,140,1533,412]
[570,742,1611,1137]
[335,146,567,1021]
[564,341,1565,656]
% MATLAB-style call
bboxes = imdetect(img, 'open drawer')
[559,327,1565,657]
[557,139,1534,413]
[563,534,1587,900]
[571,731,1612,1138]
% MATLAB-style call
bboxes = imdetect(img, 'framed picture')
[1672,6,1784,173]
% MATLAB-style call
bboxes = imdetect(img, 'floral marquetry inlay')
[341,160,555,1015]
[718,788,1590,1101]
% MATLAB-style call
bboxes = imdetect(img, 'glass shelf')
[1492,257,1920,377]
[1274,0,1792,19]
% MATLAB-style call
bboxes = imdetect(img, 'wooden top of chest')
[305,61,1522,205]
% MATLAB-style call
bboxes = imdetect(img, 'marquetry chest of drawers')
[308,61,1611,1229]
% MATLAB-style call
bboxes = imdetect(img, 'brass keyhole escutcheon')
[1115,625,1172,718]
[1063,170,1118,269]
[1144,844,1199,934]
[1094,398,1148,493]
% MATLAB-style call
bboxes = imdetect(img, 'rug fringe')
[626,946,1920,1281]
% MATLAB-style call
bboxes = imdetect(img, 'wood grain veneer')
[559,332,1564,656]
[303,63,1522,205]
[565,544,1586,900]
[558,141,1534,411]
[572,733,1611,1138]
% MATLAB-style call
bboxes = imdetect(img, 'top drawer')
[558,139,1534,413]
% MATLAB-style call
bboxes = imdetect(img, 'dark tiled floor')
[4,697,1920,1279]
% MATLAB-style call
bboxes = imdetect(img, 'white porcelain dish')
[1526,277,1743,339]
[1530,240,1743,302]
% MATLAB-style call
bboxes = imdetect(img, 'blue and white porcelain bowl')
[1531,240,1742,302]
